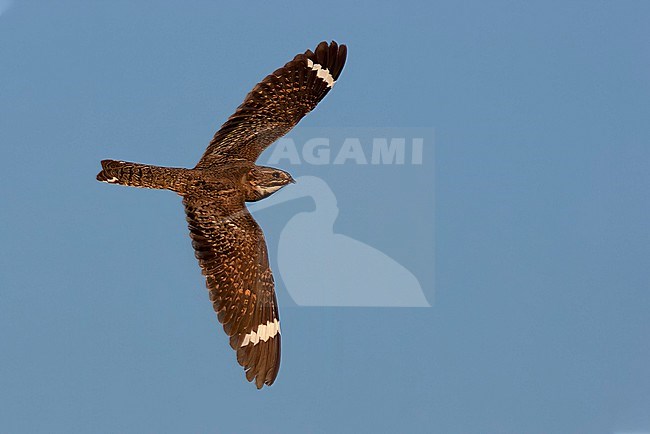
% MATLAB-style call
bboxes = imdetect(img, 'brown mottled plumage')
[96,41,347,388]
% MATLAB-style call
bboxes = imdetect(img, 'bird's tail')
[97,159,189,193]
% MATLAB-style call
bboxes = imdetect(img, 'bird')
[96,41,347,388]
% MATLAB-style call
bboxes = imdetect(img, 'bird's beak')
[289,176,296,184]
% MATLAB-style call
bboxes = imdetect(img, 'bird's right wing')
[196,41,347,168]
[183,192,281,389]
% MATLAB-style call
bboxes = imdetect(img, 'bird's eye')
[273,173,280,178]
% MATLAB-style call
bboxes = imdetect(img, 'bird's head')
[244,166,295,201]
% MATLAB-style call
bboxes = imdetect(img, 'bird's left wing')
[183,192,281,388]
[196,41,347,168]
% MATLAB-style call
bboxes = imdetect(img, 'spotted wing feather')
[184,193,281,388]
[196,41,347,167]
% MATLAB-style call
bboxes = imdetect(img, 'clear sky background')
[1,1,649,433]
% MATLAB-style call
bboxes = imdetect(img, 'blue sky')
[1,1,649,433]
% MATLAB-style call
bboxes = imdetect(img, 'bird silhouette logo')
[249,176,430,307]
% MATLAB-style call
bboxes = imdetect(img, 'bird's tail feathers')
[97,160,188,192]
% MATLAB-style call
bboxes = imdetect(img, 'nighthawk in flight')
[97,41,347,388]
